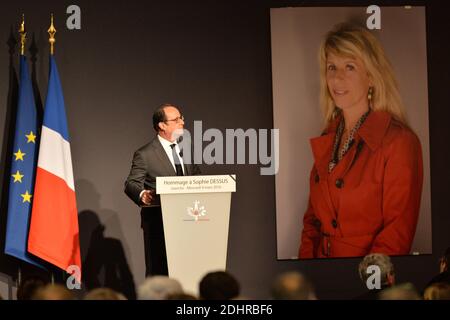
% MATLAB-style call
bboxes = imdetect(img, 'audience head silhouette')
[138,276,183,300]
[199,271,240,300]
[16,275,48,300]
[84,287,127,300]
[271,271,316,300]
[378,283,421,300]
[31,284,75,300]
[439,247,450,273]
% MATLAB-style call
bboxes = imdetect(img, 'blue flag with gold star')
[4,55,43,267]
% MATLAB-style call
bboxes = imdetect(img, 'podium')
[156,174,236,295]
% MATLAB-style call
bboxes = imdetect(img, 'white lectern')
[156,174,236,295]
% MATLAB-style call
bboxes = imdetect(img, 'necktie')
[170,144,184,176]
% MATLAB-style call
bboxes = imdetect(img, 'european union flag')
[4,55,43,268]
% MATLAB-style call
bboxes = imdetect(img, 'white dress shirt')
[157,134,185,174]
[140,135,186,201]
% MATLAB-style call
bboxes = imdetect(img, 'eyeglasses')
[165,115,184,123]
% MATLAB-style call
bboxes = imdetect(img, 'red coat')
[298,111,423,258]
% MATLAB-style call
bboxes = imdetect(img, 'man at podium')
[124,103,201,276]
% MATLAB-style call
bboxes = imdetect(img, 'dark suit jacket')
[124,135,201,225]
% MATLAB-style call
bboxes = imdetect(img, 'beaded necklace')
[328,110,370,173]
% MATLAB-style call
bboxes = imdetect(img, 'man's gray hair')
[358,253,394,286]
[138,276,183,300]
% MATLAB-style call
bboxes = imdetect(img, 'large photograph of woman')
[271,6,431,259]
[299,22,423,258]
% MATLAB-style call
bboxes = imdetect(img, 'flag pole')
[17,267,22,288]
[16,14,26,289]
[48,15,57,286]
[48,15,56,287]
[48,14,56,55]
[19,14,26,55]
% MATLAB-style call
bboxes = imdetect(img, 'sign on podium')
[156,174,236,295]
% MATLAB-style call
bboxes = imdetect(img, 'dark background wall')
[0,0,448,299]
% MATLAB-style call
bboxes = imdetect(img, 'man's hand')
[140,189,154,206]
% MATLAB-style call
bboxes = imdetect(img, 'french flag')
[28,56,81,281]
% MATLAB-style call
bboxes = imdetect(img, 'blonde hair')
[423,283,450,300]
[319,23,407,127]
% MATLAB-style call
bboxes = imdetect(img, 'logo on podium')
[185,200,209,222]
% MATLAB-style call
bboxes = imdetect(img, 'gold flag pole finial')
[48,14,56,55]
[19,14,26,55]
